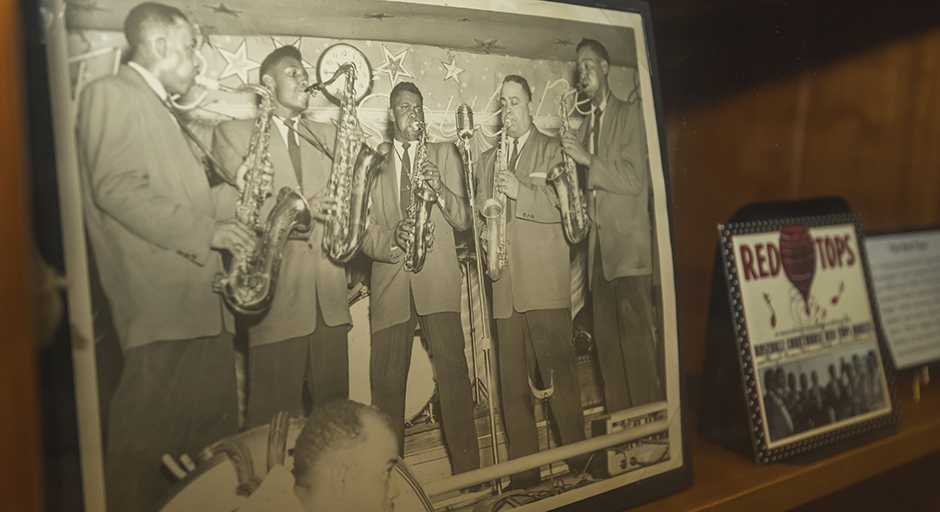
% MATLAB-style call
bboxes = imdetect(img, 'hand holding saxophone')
[394,217,435,255]
[561,131,591,167]
[394,218,416,252]
[417,159,443,194]
[307,189,339,223]
[496,170,520,199]
[210,219,258,255]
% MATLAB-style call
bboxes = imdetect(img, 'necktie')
[507,138,519,218]
[400,142,412,216]
[509,138,519,172]
[592,106,603,155]
[286,118,303,189]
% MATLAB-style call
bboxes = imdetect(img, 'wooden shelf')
[630,373,940,512]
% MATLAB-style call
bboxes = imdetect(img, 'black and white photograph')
[43,0,686,510]
[719,218,898,463]
[758,346,888,443]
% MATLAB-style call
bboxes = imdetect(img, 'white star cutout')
[374,44,414,85]
[217,40,259,84]
[441,56,464,84]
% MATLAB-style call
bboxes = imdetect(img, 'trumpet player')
[212,45,352,428]
[360,82,481,477]
[477,75,587,490]
[561,38,664,412]
[76,4,255,511]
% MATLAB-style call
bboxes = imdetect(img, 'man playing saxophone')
[76,4,256,510]
[560,38,664,412]
[212,45,352,428]
[477,75,587,490]
[359,82,481,478]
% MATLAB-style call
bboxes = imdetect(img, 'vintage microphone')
[456,104,500,469]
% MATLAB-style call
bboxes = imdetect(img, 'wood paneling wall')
[0,0,44,510]
[668,27,940,380]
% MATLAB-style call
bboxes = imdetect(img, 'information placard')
[866,230,940,369]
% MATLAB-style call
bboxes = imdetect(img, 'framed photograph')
[42,0,689,510]
[717,214,899,464]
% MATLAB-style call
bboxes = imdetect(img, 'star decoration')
[555,38,574,46]
[374,44,414,85]
[196,24,216,48]
[217,40,259,84]
[469,39,505,54]
[441,57,464,84]
[206,3,240,16]
[364,12,394,21]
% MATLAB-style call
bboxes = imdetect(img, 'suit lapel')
[125,67,212,215]
[382,151,400,226]
[299,119,329,196]
[516,130,538,181]
[600,97,619,160]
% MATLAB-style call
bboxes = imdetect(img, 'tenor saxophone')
[213,84,313,315]
[403,117,438,273]
[316,63,388,263]
[481,117,510,281]
[547,86,589,244]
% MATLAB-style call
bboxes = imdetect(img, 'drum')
[347,293,436,423]
[156,414,434,512]
[405,335,436,423]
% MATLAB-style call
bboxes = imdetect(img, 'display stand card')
[700,199,899,464]
[865,229,940,370]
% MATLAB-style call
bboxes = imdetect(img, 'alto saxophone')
[481,117,510,281]
[315,63,388,263]
[403,117,437,273]
[547,86,589,244]
[213,84,313,315]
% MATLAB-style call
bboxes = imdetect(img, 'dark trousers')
[496,308,585,486]
[370,294,480,475]
[246,303,349,428]
[592,248,664,412]
[105,332,239,512]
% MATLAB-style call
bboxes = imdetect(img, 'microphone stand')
[459,134,501,471]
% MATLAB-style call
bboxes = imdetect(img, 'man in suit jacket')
[76,4,255,511]
[359,82,480,477]
[212,46,351,428]
[478,75,586,489]
[562,38,664,412]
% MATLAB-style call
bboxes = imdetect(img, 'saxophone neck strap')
[289,120,334,161]
[161,97,235,182]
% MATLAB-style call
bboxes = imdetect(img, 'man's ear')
[329,462,349,500]
[261,74,276,91]
[601,59,609,76]
[153,36,168,60]
[387,108,395,123]
[526,101,534,117]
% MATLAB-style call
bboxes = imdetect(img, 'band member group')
[76,3,665,510]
